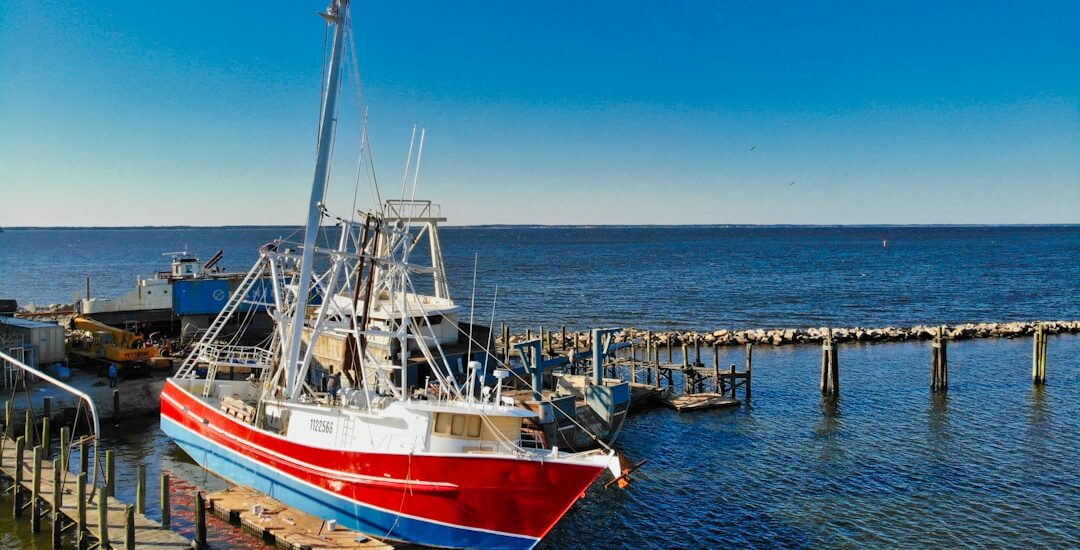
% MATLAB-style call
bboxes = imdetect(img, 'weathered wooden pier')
[206,485,392,550]
[0,432,189,549]
[496,325,752,413]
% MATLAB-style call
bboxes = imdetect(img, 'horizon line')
[3,223,1079,231]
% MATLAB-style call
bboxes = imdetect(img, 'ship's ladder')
[174,257,268,385]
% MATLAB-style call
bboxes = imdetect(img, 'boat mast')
[283,0,350,400]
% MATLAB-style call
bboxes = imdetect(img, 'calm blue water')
[2,225,1079,329]
[0,225,1077,548]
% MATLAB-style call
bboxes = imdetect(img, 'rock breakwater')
[501,320,1080,349]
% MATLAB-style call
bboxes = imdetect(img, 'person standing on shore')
[108,363,118,388]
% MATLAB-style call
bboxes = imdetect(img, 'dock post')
[560,325,567,350]
[194,491,208,549]
[1032,323,1047,385]
[694,339,701,367]
[105,449,115,497]
[113,389,120,419]
[13,436,24,518]
[712,344,720,393]
[124,504,135,550]
[728,364,736,398]
[4,400,12,440]
[653,350,660,390]
[79,437,88,478]
[502,324,510,365]
[43,397,51,422]
[60,427,69,472]
[136,463,146,514]
[820,332,839,397]
[32,445,42,532]
[41,416,49,456]
[931,326,948,392]
[160,473,170,528]
[25,409,33,447]
[745,343,753,401]
[76,472,87,550]
[52,458,62,548]
[97,486,108,548]
[680,344,690,393]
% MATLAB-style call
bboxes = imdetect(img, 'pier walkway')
[0,436,190,549]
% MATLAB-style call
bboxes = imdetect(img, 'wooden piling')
[97,486,108,547]
[931,326,949,392]
[820,332,839,396]
[79,437,88,478]
[1032,323,1048,385]
[76,472,87,550]
[194,491,207,550]
[502,324,510,365]
[136,464,146,514]
[105,449,115,497]
[32,445,42,532]
[653,350,661,390]
[13,436,24,518]
[43,396,52,422]
[41,416,49,456]
[51,458,62,548]
[113,389,120,418]
[745,343,753,401]
[4,400,12,440]
[160,474,170,528]
[560,325,567,350]
[24,409,33,447]
[125,504,136,550]
[60,427,69,472]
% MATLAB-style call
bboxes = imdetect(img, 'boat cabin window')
[434,413,482,438]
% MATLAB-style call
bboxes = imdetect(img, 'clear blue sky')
[1,1,1077,226]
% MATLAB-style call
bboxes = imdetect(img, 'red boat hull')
[159,379,604,548]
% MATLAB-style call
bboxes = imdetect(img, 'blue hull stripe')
[160,415,538,549]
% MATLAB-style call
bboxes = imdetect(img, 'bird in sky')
[750,146,758,151]
[789,181,796,186]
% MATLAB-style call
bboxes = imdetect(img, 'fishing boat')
[159,2,621,548]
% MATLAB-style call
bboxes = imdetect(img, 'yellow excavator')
[68,316,160,363]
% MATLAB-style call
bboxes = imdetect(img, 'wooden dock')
[0,436,190,549]
[663,392,740,412]
[206,485,393,550]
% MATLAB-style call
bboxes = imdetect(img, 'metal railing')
[0,349,101,486]
[384,199,442,220]
[198,344,274,368]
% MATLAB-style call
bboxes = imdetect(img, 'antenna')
[399,124,417,205]
[484,285,500,384]
[408,128,427,214]
[466,252,479,362]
